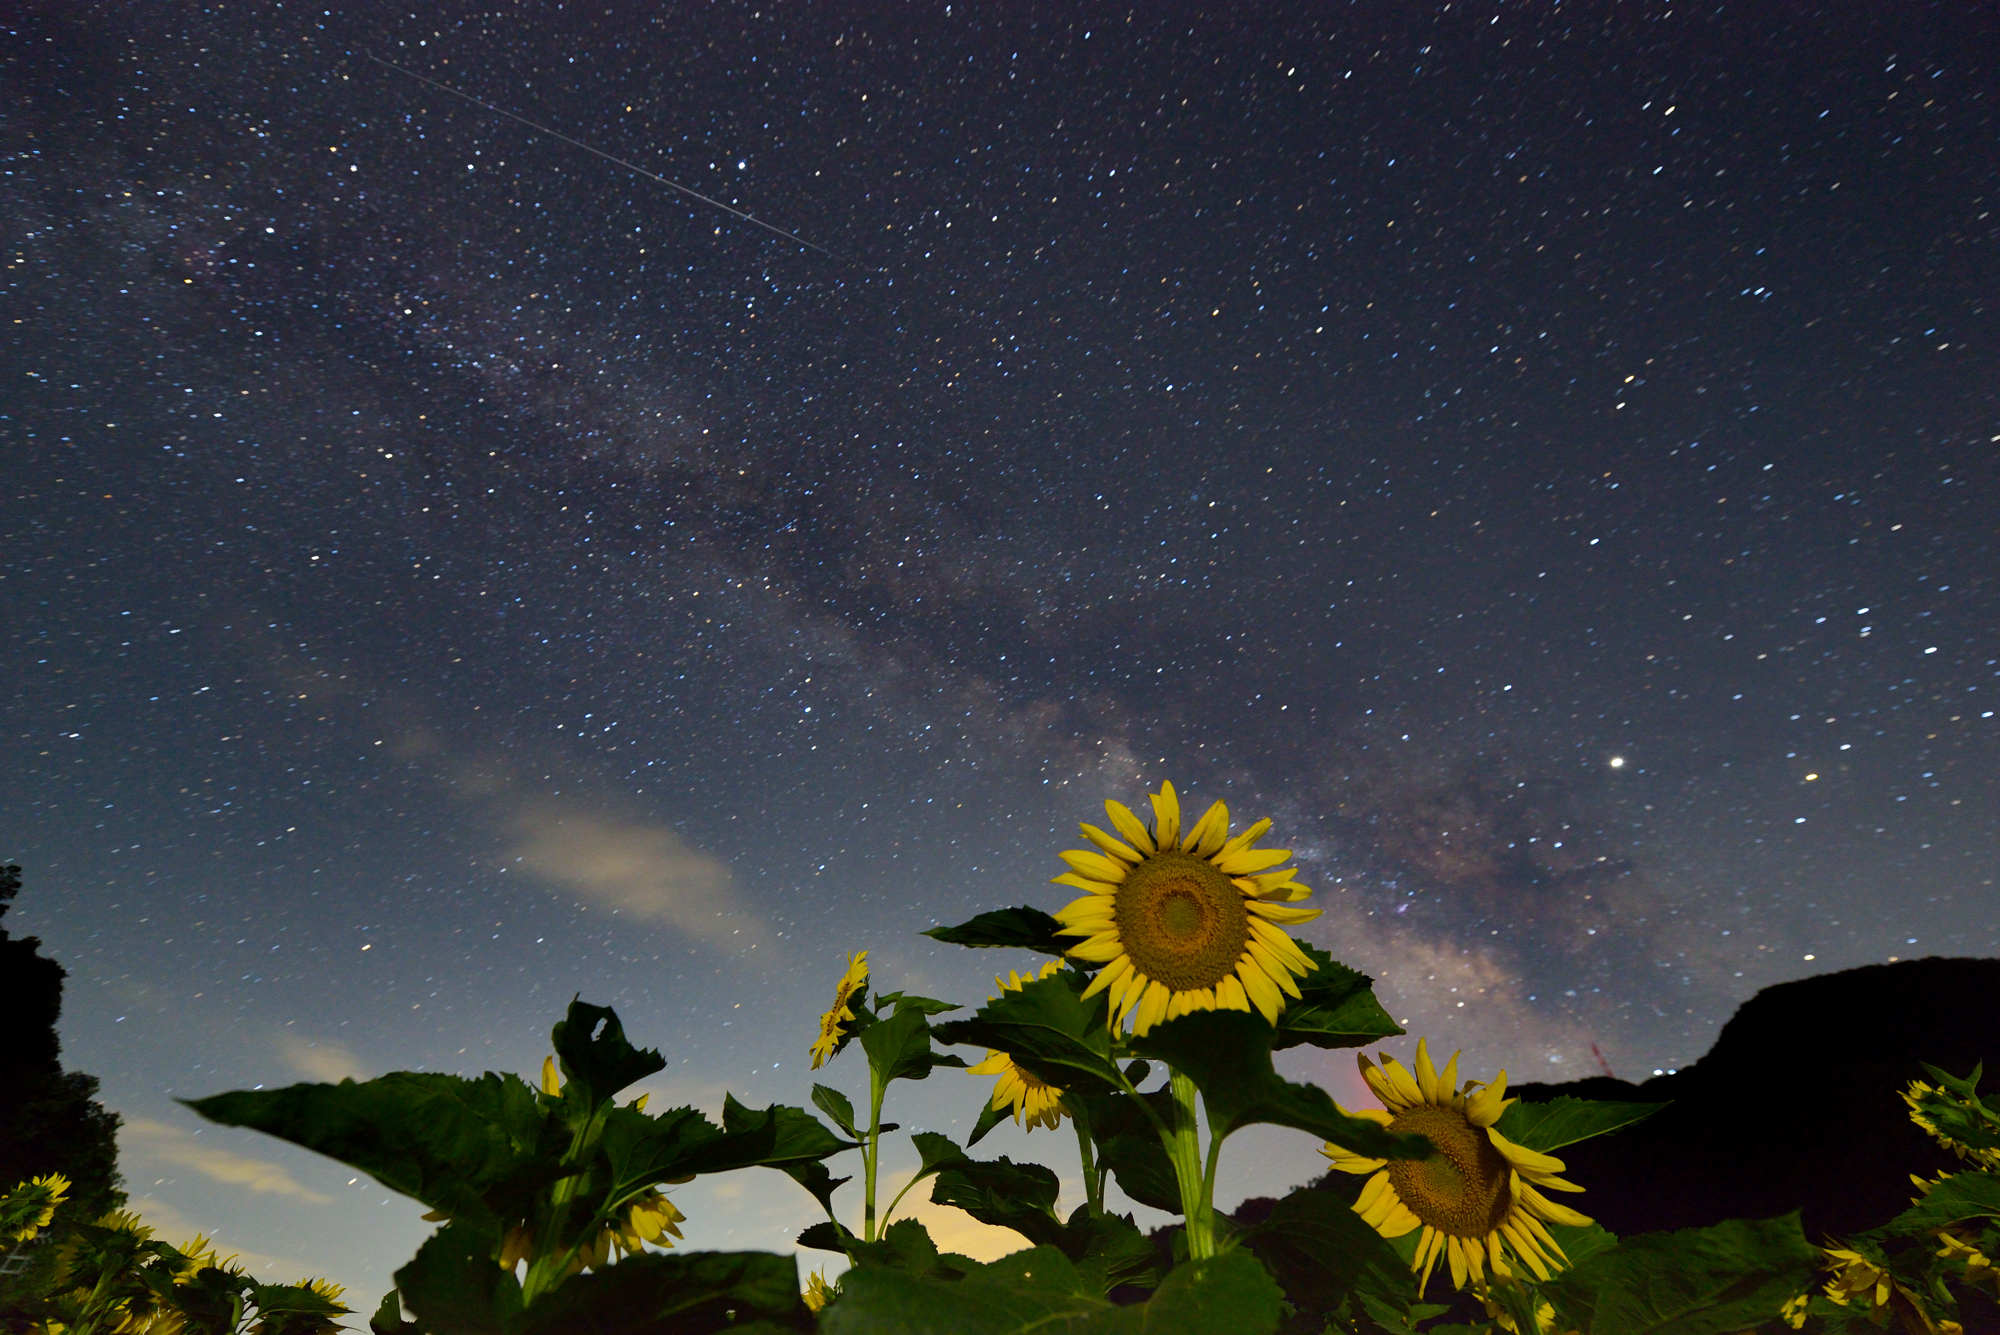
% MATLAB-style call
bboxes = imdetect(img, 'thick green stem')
[1167,1068,1215,1259]
[863,1067,887,1242]
[1073,1113,1101,1217]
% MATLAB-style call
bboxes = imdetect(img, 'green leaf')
[965,1086,1014,1148]
[932,971,1122,1094]
[550,998,666,1110]
[1067,1089,1181,1214]
[810,1084,859,1139]
[1271,948,1406,1052]
[931,1155,1064,1248]
[1494,1096,1668,1153]
[1128,1011,1430,1158]
[392,1221,520,1335]
[717,1095,854,1169]
[871,992,963,1017]
[512,1250,813,1334]
[1546,1219,1621,1269]
[369,1289,413,1335]
[1542,1212,1820,1335]
[858,1004,965,1088]
[923,906,1071,957]
[818,1246,1109,1334]
[1081,1251,1283,1334]
[1886,1171,2000,1233]
[911,1130,970,1176]
[1239,1186,1415,1322]
[184,1072,557,1233]
[1058,1207,1158,1294]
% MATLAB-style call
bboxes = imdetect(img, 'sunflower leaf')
[1061,1206,1159,1294]
[810,1085,859,1140]
[910,1130,970,1176]
[922,906,1071,957]
[1541,1212,1820,1335]
[511,1250,815,1334]
[931,971,1122,1094]
[1493,1096,1667,1153]
[391,1220,519,1335]
[184,1072,557,1234]
[1884,1170,2000,1233]
[818,1246,1109,1334]
[1129,1011,1431,1159]
[550,998,666,1110]
[1082,1251,1283,1334]
[931,1155,1065,1246]
[1068,1089,1181,1213]
[965,1088,1014,1148]
[858,1003,965,1089]
[1271,949,1405,1052]
[1238,1185,1416,1322]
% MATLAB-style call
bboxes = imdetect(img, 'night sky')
[5,0,1995,1307]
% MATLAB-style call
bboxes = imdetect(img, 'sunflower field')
[7,784,1997,1334]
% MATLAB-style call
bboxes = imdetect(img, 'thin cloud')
[275,1033,369,1084]
[509,801,762,945]
[123,1119,333,1205]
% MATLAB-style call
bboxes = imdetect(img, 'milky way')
[4,0,1994,1303]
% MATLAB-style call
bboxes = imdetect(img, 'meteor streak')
[366,55,832,256]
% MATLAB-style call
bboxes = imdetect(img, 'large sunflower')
[1322,1040,1592,1294]
[1052,781,1321,1036]
[967,961,1070,1131]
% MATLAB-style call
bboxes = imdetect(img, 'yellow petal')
[1246,899,1323,925]
[1414,1040,1441,1103]
[1219,818,1273,857]
[1375,1055,1424,1108]
[1135,979,1172,1035]
[1184,799,1230,856]
[1065,934,1125,963]
[1080,953,1132,1000]
[1243,938,1302,999]
[1238,957,1285,1023]
[1215,972,1251,1012]
[1517,1180,1594,1227]
[541,1056,562,1097]
[1489,1129,1571,1179]
[1104,800,1156,854]
[1150,782,1181,849]
[1060,849,1131,882]
[1079,823,1141,864]
[1216,846,1293,875]
[1051,871,1119,896]
[1438,1052,1461,1103]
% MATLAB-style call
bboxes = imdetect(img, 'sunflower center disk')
[1385,1106,1513,1239]
[1113,850,1249,992]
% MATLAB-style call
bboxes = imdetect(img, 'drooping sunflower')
[967,961,1070,1131]
[1051,781,1321,1036]
[810,951,869,1070]
[1322,1040,1593,1294]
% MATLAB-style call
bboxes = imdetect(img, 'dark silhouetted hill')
[1511,956,2000,1242]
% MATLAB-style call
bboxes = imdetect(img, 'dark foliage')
[1514,956,2000,1241]
[0,865,125,1225]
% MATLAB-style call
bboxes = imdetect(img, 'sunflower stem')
[862,1065,887,1243]
[1073,1110,1102,1217]
[1167,1067,1215,1260]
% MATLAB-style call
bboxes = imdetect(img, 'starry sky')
[4,0,1995,1307]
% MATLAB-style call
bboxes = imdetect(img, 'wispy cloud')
[508,801,759,944]
[274,1034,369,1084]
[122,1119,333,1205]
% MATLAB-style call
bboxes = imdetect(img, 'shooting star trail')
[366,55,833,257]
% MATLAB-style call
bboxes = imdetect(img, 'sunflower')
[802,1268,836,1313]
[1322,1040,1593,1294]
[810,951,869,1070]
[1051,781,1320,1036]
[967,961,1071,1131]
